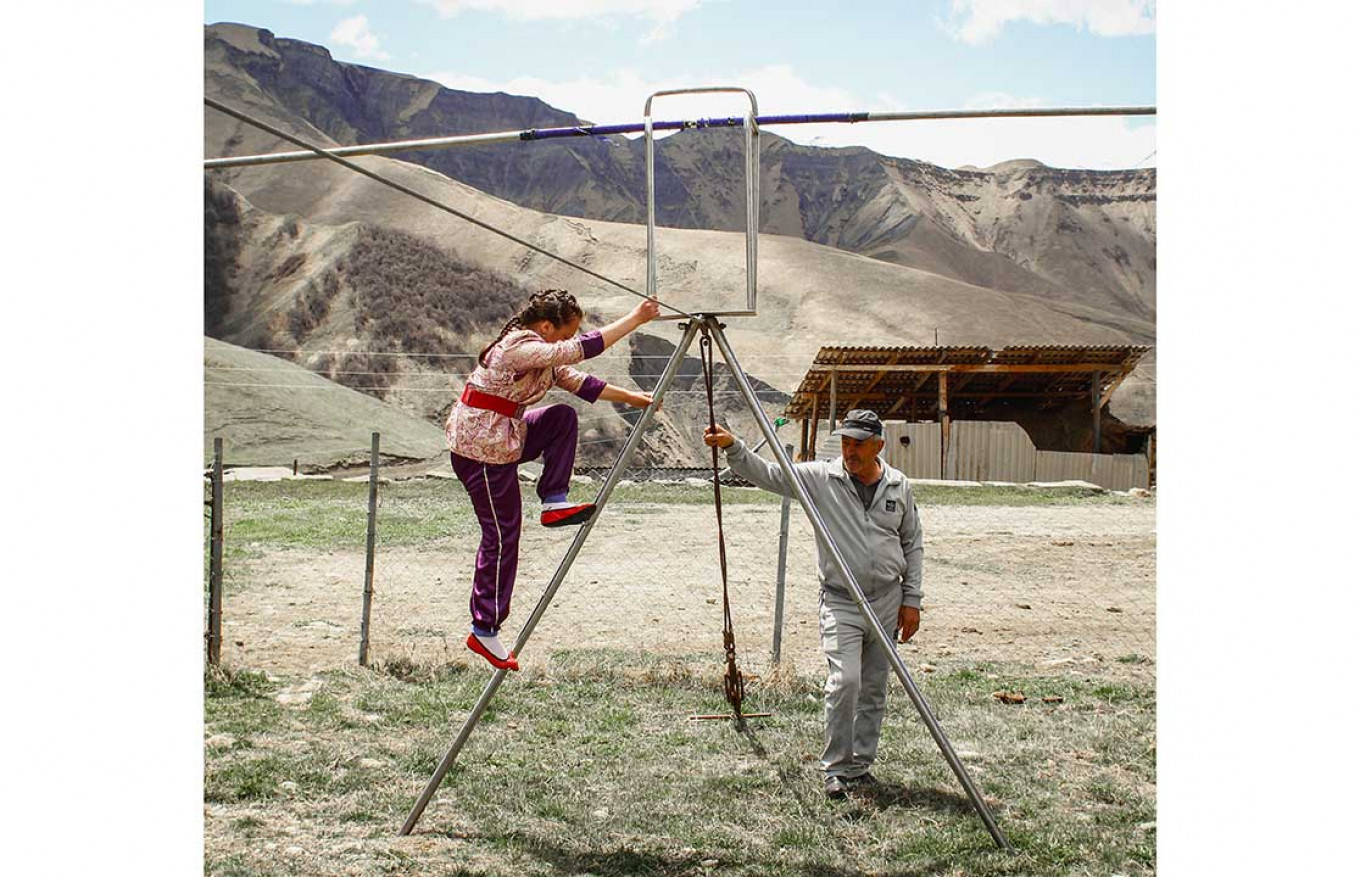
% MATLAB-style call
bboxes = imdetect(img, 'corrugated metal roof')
[786,344,1151,421]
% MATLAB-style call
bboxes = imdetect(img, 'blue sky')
[207,1,1155,169]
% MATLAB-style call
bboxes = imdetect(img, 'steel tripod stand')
[399,316,1011,851]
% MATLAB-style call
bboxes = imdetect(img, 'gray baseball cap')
[832,409,884,441]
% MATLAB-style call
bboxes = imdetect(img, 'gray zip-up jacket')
[723,440,923,609]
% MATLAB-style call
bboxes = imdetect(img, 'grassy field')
[206,478,1154,874]
[205,651,1154,876]
[215,479,1137,555]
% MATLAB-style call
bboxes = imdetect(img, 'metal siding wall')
[884,422,941,478]
[1035,450,1148,490]
[1133,455,1148,489]
[996,423,1038,483]
[949,422,1036,483]
[1092,455,1124,489]
[1091,453,1149,490]
[880,421,1149,489]
[1035,451,1086,483]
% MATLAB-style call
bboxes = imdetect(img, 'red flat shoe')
[466,633,519,671]
[540,503,596,528]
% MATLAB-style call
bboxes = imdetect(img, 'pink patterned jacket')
[446,328,607,465]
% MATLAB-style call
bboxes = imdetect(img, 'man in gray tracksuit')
[704,409,922,799]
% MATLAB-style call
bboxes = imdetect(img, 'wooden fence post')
[358,432,380,667]
[206,438,224,665]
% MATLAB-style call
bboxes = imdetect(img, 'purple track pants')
[450,403,581,634]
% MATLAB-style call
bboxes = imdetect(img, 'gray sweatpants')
[819,587,903,780]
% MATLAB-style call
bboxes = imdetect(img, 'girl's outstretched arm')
[598,384,655,409]
[597,298,661,349]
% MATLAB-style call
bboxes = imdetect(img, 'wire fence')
[204,433,1155,684]
[203,430,1154,847]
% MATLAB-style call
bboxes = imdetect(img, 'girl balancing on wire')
[447,289,661,671]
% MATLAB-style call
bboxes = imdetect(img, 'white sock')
[542,500,585,511]
[473,632,511,660]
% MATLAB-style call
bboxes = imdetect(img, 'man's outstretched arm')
[703,424,804,499]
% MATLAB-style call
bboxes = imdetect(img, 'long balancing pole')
[707,319,1012,851]
[399,319,702,836]
[206,106,1156,169]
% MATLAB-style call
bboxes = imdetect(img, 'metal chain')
[699,327,745,717]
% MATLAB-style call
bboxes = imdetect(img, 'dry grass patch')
[205,651,1153,876]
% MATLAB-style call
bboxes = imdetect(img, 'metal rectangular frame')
[645,88,760,319]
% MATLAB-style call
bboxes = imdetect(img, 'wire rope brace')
[202,98,696,321]
[698,324,746,719]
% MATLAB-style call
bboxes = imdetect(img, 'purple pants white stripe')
[450,404,580,634]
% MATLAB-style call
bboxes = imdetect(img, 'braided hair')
[478,289,584,367]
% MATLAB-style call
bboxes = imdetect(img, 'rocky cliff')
[206,23,1155,325]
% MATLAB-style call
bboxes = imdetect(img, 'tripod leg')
[707,320,1012,851]
[399,320,704,836]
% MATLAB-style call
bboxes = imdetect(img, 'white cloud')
[415,0,703,42]
[418,0,700,19]
[425,64,854,126]
[422,66,1155,170]
[948,0,1155,44]
[329,15,390,60]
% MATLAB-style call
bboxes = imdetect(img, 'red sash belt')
[461,385,526,419]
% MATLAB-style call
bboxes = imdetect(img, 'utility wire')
[203,97,697,320]
[221,347,821,360]
[204,381,789,397]
[204,365,816,379]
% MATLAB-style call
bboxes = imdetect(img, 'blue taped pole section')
[517,107,1151,141]
[521,113,871,140]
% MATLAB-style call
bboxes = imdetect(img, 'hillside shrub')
[334,352,393,398]
[342,226,521,356]
[286,270,341,341]
[272,253,306,279]
[204,180,241,333]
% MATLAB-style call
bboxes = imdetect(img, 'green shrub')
[204,180,241,333]
[343,226,521,355]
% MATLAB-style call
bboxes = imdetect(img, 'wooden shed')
[784,345,1152,480]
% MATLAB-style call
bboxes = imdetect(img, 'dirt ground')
[220,498,1155,682]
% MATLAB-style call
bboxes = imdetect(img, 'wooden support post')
[938,372,950,479]
[829,369,838,438]
[359,432,380,667]
[909,370,932,425]
[809,394,819,458]
[1146,433,1156,489]
[207,438,224,666]
[1091,371,1102,453]
[799,417,810,462]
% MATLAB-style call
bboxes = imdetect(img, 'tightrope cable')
[203,98,697,320]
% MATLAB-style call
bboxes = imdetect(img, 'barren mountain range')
[203,22,1155,468]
